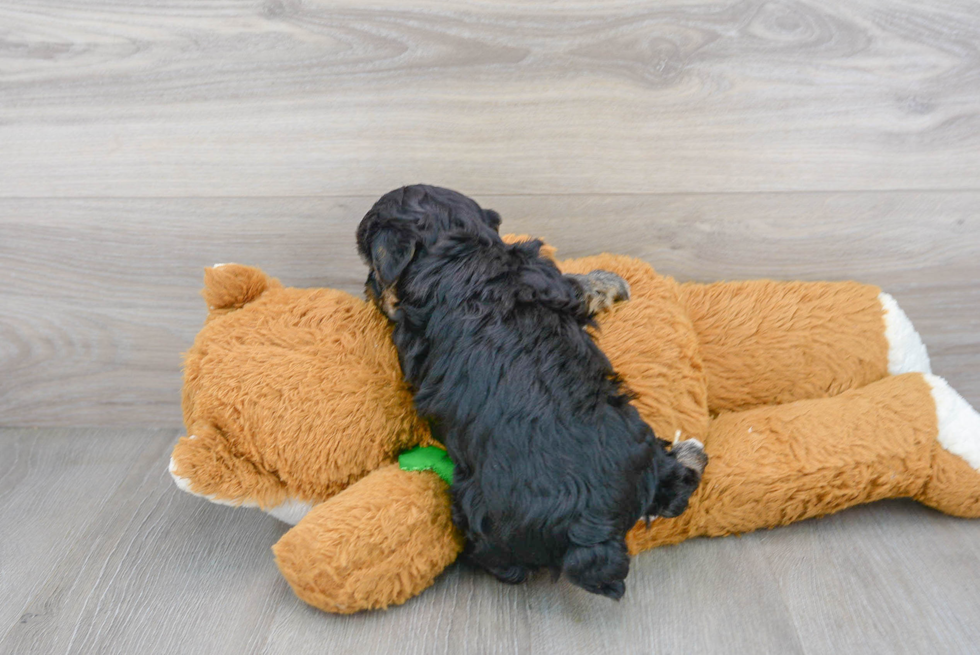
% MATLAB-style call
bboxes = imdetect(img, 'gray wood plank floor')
[2,428,980,655]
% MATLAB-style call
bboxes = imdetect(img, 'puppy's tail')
[562,539,630,600]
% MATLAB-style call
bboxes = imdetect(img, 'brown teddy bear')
[170,237,980,614]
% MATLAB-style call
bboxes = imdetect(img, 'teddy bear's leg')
[626,372,980,555]
[916,375,980,516]
[273,464,463,614]
[679,280,930,413]
[879,292,933,375]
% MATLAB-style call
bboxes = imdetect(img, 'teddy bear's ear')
[201,264,281,315]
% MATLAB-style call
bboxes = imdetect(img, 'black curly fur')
[356,185,704,600]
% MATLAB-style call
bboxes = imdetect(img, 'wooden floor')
[2,0,979,653]
[3,428,980,654]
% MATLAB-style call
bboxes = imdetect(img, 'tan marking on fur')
[379,286,398,318]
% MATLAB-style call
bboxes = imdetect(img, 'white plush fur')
[169,439,314,525]
[879,292,931,375]
[926,375,980,472]
[265,498,316,524]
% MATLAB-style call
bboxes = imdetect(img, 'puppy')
[356,185,706,599]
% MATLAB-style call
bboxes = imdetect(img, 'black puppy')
[356,185,706,600]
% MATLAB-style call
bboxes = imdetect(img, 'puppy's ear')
[370,223,419,286]
[482,209,501,232]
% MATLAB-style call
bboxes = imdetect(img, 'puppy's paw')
[672,439,707,476]
[650,439,708,519]
[597,579,626,601]
[487,564,530,585]
[570,270,631,315]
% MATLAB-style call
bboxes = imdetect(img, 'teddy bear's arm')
[273,464,463,614]
[678,280,930,413]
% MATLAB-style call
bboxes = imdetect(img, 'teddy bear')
[169,237,980,614]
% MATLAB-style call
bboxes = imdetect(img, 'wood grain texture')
[2,193,977,427]
[1,0,979,196]
[3,428,980,654]
[758,500,980,654]
[0,428,156,633]
[0,428,293,655]
[261,535,807,655]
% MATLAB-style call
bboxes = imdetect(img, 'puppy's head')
[356,185,501,317]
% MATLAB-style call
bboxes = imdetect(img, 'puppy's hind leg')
[646,439,707,521]
[567,270,631,315]
[562,538,631,600]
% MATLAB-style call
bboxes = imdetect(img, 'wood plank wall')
[1,0,978,427]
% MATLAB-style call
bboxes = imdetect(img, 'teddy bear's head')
[170,263,434,523]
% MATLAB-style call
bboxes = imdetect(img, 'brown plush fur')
[627,373,952,552]
[170,237,980,614]
[177,268,435,509]
[681,280,890,412]
[274,464,463,613]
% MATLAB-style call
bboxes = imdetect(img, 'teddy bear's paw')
[880,292,931,375]
[273,464,464,613]
[926,374,980,471]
